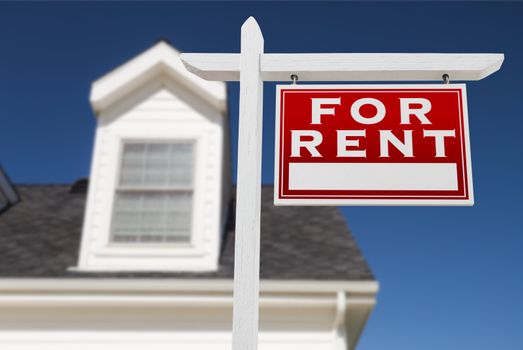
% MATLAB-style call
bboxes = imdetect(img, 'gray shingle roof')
[0,184,374,280]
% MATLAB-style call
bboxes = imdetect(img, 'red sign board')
[274,84,473,205]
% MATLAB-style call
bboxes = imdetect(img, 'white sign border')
[274,83,474,206]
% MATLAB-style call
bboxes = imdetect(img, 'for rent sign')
[274,85,473,205]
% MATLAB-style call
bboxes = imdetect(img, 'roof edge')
[0,278,378,295]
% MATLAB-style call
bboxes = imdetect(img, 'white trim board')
[0,279,379,294]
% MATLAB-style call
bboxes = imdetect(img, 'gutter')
[0,278,377,295]
[0,278,378,350]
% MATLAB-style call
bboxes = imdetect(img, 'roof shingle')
[0,185,374,280]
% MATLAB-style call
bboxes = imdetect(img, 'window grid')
[110,142,195,244]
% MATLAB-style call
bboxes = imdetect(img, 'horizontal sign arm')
[181,53,504,82]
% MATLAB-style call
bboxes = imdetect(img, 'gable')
[90,41,227,115]
[99,80,224,128]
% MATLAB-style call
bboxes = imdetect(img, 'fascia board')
[0,294,355,308]
[0,279,377,317]
[0,278,377,346]
[0,278,378,295]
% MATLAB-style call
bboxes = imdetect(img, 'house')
[0,41,378,350]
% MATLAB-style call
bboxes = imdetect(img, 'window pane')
[168,143,194,187]
[120,144,145,186]
[111,191,192,243]
[120,142,194,188]
[144,144,170,187]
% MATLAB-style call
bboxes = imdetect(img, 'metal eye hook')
[442,74,450,84]
[291,74,299,85]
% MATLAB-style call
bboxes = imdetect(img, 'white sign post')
[181,16,503,350]
[231,18,264,350]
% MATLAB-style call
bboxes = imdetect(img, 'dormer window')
[76,42,230,272]
[111,142,195,244]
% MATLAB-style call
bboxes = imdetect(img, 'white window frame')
[91,129,209,260]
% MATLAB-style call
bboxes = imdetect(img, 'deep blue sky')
[1,2,522,349]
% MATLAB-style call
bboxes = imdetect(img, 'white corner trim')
[334,291,347,328]
[333,291,348,350]
[90,41,227,114]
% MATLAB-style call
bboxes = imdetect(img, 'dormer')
[77,42,231,272]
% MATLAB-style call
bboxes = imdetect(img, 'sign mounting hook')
[290,74,299,85]
[442,73,450,84]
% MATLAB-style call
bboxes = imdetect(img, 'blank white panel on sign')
[289,163,458,191]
